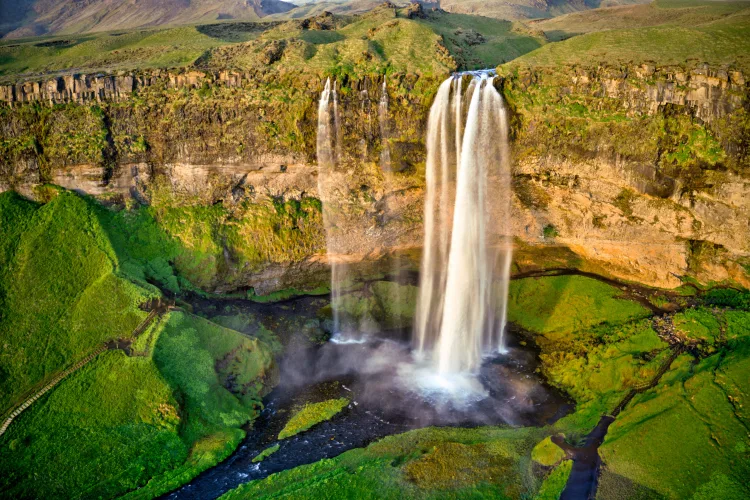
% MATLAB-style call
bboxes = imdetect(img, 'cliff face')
[503,63,750,287]
[0,63,747,292]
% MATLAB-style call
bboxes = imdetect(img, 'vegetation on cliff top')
[508,0,750,71]
[0,25,267,83]
[0,6,544,83]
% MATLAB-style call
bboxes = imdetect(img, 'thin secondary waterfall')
[333,81,343,164]
[379,79,391,171]
[317,78,347,335]
[414,71,513,374]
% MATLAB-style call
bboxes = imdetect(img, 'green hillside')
[0,190,279,499]
[0,6,548,82]
[511,0,750,70]
[0,190,155,410]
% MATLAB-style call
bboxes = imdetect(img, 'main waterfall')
[414,71,513,374]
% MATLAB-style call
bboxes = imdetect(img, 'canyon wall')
[0,63,748,291]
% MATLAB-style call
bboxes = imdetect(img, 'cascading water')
[414,71,513,374]
[317,78,347,336]
[378,79,391,171]
[333,81,343,164]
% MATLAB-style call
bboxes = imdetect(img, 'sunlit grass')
[278,397,349,440]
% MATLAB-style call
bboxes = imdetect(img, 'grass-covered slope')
[0,189,154,411]
[507,275,650,338]
[419,11,546,69]
[0,189,280,499]
[511,0,750,71]
[0,311,278,499]
[598,307,750,499]
[0,5,547,82]
[534,0,750,41]
[0,25,268,83]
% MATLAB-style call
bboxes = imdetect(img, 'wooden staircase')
[0,301,169,439]
[0,344,108,437]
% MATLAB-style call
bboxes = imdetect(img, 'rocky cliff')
[503,63,749,287]
[0,62,747,292]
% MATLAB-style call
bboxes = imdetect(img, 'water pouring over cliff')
[317,78,350,338]
[414,71,513,374]
[379,79,391,172]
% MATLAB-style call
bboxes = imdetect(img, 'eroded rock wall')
[0,64,748,291]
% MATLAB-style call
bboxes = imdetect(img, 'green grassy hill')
[3,0,750,83]
[0,24,269,83]
[534,0,750,40]
[0,7,547,82]
[511,0,750,70]
[0,189,280,499]
[0,190,155,410]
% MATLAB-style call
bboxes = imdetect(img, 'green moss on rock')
[278,397,349,440]
[531,436,566,467]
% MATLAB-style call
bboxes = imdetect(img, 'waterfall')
[333,80,342,163]
[414,71,513,374]
[317,78,348,336]
[379,79,391,171]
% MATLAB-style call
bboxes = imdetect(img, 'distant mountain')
[435,0,652,21]
[1,0,296,39]
[0,0,650,39]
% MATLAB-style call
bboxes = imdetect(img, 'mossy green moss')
[506,275,650,338]
[147,182,325,290]
[252,444,280,463]
[673,307,722,345]
[499,64,748,176]
[534,460,572,500]
[0,310,278,500]
[223,426,544,499]
[278,397,349,440]
[599,347,750,498]
[531,436,565,467]
[0,351,185,499]
[0,188,280,499]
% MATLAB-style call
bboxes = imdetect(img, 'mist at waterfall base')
[313,71,527,421]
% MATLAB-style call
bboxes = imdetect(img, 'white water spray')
[414,71,513,374]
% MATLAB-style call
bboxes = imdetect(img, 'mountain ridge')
[1,0,652,39]
[1,0,296,39]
